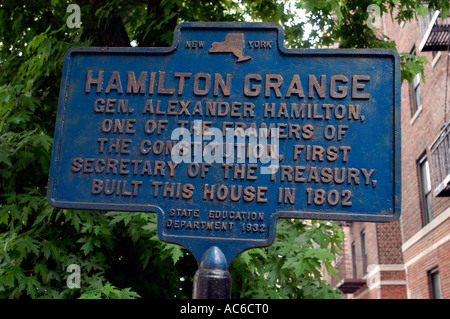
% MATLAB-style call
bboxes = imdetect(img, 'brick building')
[332,9,450,299]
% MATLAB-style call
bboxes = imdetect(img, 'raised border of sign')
[48,22,401,262]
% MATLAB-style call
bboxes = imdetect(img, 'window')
[430,120,450,197]
[410,47,422,115]
[351,242,357,279]
[411,72,422,112]
[428,268,442,299]
[418,154,433,225]
[361,230,368,275]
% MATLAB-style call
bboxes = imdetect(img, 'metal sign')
[47,22,401,265]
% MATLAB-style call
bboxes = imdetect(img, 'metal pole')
[192,246,232,299]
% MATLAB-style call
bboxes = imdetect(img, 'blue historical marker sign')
[47,22,401,265]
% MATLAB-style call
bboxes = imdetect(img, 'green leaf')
[0,148,13,167]
[78,236,101,256]
[41,240,61,261]
[16,235,40,256]
[65,210,82,232]
[105,211,133,226]
[25,276,41,298]
[32,205,54,227]
[238,250,253,266]
[32,132,53,152]
[118,287,141,299]
[416,4,428,19]
[160,243,184,264]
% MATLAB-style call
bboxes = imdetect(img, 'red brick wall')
[376,220,404,264]
[348,222,378,277]
[383,13,450,242]
[382,9,450,299]
[334,10,449,299]
[403,216,450,298]
[405,241,450,298]
[380,285,408,299]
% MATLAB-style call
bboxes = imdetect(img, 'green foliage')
[400,53,429,83]
[0,191,197,298]
[1,0,445,299]
[231,219,344,298]
[279,0,439,83]
[79,280,140,299]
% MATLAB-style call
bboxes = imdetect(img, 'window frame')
[361,230,368,276]
[351,241,357,279]
[418,154,433,226]
[428,267,442,299]
[410,46,422,116]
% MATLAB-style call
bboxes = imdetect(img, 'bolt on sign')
[47,22,401,265]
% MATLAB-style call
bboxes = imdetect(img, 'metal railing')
[418,10,450,52]
[430,121,450,196]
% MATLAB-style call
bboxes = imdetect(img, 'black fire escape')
[419,11,450,197]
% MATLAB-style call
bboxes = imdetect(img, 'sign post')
[48,22,401,298]
[192,246,232,299]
